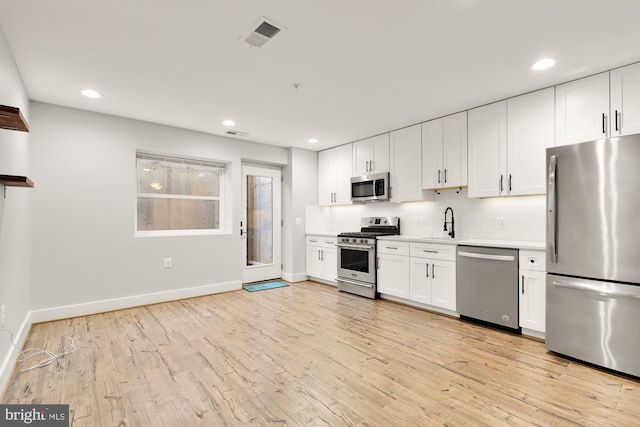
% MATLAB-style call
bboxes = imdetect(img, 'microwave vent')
[242,17,284,48]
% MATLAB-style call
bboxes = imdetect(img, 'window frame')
[135,151,226,237]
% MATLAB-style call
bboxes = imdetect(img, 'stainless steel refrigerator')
[546,134,640,377]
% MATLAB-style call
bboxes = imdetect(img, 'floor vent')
[242,17,284,48]
[226,130,250,137]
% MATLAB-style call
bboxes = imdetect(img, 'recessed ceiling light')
[531,58,557,71]
[81,89,101,99]
[308,138,318,144]
[222,120,236,127]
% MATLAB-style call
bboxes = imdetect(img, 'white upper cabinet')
[352,133,390,176]
[468,100,507,198]
[422,111,467,189]
[506,87,555,196]
[318,144,353,206]
[610,62,640,137]
[469,89,553,198]
[555,72,610,146]
[390,124,423,202]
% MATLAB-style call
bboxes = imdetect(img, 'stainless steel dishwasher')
[456,245,520,331]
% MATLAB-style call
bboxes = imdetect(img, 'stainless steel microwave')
[351,172,390,202]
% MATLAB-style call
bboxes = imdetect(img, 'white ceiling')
[2,1,640,151]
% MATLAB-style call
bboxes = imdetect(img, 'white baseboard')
[30,280,241,324]
[0,311,32,398]
[282,272,308,283]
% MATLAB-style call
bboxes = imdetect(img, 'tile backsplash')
[306,189,545,242]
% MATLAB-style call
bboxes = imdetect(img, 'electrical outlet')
[1,305,6,326]
[164,258,172,268]
[495,218,505,229]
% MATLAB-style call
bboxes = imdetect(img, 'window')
[136,152,225,235]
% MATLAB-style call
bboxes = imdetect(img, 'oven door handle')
[336,243,375,251]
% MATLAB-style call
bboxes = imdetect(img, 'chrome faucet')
[444,207,455,238]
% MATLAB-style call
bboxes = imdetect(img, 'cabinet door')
[370,133,390,173]
[306,245,323,278]
[431,259,456,311]
[410,257,432,304]
[555,72,609,146]
[421,118,443,189]
[352,139,371,176]
[442,111,468,188]
[390,124,423,202]
[468,101,507,198]
[519,270,546,332]
[377,253,410,299]
[507,88,554,196]
[334,144,353,204]
[322,247,337,283]
[611,62,640,137]
[318,149,335,206]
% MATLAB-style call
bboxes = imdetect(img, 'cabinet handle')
[385,246,398,250]
[318,250,321,260]
[371,160,375,172]
[432,264,436,279]
[602,113,606,134]
[426,263,429,278]
[499,175,504,193]
[309,239,318,243]
[615,110,619,132]
[377,257,380,269]
[422,249,438,253]
[509,174,512,192]
[444,169,447,183]
[522,275,525,294]
[366,160,370,172]
[321,250,324,261]
[437,170,441,184]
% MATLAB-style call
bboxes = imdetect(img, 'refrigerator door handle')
[548,155,558,263]
[552,280,640,300]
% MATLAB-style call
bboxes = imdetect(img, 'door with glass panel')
[241,164,282,283]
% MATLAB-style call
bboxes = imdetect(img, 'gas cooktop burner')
[338,231,398,238]
[338,216,401,239]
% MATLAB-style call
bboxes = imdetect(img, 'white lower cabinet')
[306,235,338,284]
[519,250,546,334]
[377,241,410,299]
[409,242,456,311]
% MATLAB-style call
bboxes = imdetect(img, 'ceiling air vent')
[242,16,284,48]
[226,130,250,137]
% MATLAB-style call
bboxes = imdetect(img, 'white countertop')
[377,235,545,251]
[457,239,545,251]
[377,235,459,245]
[306,231,339,237]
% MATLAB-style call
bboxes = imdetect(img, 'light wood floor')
[2,281,640,426]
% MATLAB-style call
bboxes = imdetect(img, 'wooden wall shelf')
[0,175,34,188]
[0,105,29,132]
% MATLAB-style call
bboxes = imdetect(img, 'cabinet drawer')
[410,242,456,261]
[322,237,337,247]
[377,241,410,255]
[519,250,546,272]
[306,236,322,245]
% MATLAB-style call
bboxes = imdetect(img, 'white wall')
[0,25,32,392]
[29,102,289,314]
[307,189,546,242]
[282,148,317,281]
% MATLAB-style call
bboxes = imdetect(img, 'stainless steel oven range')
[336,217,400,299]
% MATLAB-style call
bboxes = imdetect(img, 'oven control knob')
[360,239,365,243]
[352,238,357,243]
